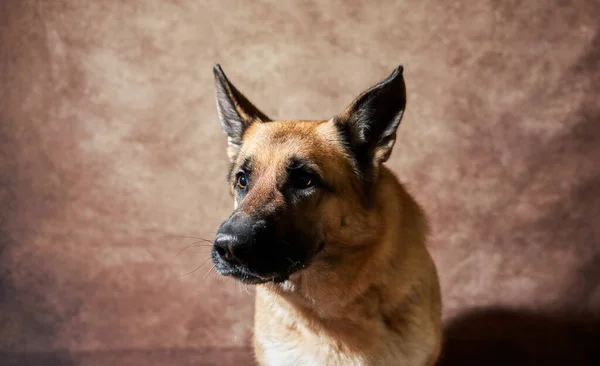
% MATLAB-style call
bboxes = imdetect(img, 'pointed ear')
[213,64,271,162]
[333,65,406,178]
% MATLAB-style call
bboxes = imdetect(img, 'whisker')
[176,242,213,256]
[252,273,275,281]
[286,256,301,271]
[235,277,252,295]
[167,234,214,243]
[218,275,230,284]
[203,264,216,279]
[187,242,214,247]
[179,257,212,277]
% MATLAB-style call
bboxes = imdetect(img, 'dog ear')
[333,65,406,178]
[213,64,271,162]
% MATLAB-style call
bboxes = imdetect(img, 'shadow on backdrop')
[1,352,76,366]
[438,308,600,366]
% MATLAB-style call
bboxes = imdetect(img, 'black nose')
[213,212,266,267]
[213,234,247,265]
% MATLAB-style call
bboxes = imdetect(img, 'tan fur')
[214,65,442,365]
[228,121,442,365]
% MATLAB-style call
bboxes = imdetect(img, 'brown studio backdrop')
[1,0,599,365]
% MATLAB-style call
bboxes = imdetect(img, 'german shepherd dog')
[210,64,442,366]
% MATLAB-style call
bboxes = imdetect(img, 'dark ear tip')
[391,65,404,78]
[376,65,404,89]
[378,65,404,86]
[213,63,225,79]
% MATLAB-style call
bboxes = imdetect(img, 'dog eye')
[291,170,315,189]
[236,172,248,190]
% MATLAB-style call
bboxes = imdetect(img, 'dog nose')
[213,234,246,265]
[214,212,268,267]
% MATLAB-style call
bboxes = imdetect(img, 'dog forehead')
[250,120,321,140]
[242,120,329,160]
[236,120,351,179]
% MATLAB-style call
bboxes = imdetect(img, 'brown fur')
[213,65,442,365]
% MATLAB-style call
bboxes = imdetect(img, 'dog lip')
[216,264,284,284]
[236,272,285,284]
[212,242,326,284]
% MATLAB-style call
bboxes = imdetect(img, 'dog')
[210,64,442,366]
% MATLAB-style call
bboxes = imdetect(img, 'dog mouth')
[216,266,288,284]
[212,241,326,285]
[237,271,286,284]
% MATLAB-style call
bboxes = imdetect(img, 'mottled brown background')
[1,0,599,365]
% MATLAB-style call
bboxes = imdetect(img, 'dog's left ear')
[213,64,271,162]
[333,65,406,174]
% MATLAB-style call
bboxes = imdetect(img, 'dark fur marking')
[383,314,393,328]
[334,121,376,205]
[340,216,347,228]
[333,65,406,207]
[287,156,335,193]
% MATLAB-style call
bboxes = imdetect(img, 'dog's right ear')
[332,65,406,183]
[213,64,271,162]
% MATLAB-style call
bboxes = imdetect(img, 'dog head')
[210,65,407,284]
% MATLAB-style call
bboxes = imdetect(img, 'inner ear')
[333,65,407,175]
[213,64,271,161]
